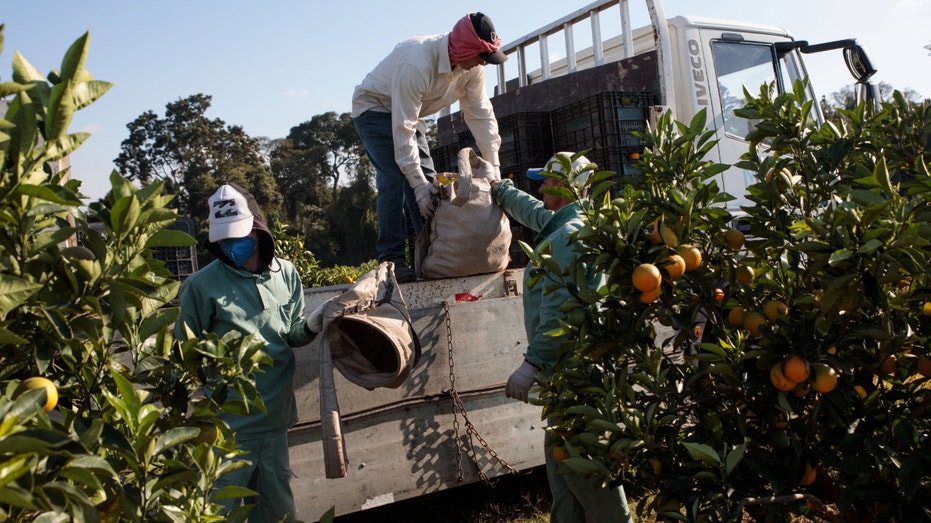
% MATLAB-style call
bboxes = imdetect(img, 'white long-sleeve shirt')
[351,33,501,187]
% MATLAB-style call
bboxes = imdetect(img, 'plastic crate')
[498,112,554,171]
[552,91,652,175]
[507,225,536,268]
[151,217,198,281]
[432,143,460,173]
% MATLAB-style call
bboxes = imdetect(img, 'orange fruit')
[628,151,641,161]
[727,306,747,327]
[799,463,817,486]
[743,312,767,337]
[190,419,221,447]
[811,363,838,393]
[552,446,570,464]
[16,377,59,412]
[723,229,745,250]
[918,356,931,378]
[661,254,686,280]
[650,223,678,247]
[923,302,931,316]
[735,265,754,285]
[880,355,897,376]
[632,263,662,292]
[639,287,661,304]
[770,364,796,391]
[763,300,788,321]
[676,244,702,272]
[781,355,811,383]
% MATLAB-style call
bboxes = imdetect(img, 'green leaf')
[71,80,112,111]
[725,443,745,475]
[0,275,43,316]
[682,442,721,466]
[152,427,197,457]
[213,484,257,501]
[144,229,196,249]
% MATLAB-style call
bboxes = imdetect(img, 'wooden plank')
[290,269,543,518]
[289,393,543,518]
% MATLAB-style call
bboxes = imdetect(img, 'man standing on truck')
[174,183,326,522]
[489,153,633,523]
[351,12,506,282]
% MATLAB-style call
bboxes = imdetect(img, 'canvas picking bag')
[318,261,422,478]
[415,147,511,279]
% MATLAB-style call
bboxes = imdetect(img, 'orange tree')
[533,85,931,522]
[0,27,273,521]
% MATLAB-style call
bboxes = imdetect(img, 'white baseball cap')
[526,152,593,186]
[207,184,254,242]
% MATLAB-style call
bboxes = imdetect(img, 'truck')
[288,0,878,518]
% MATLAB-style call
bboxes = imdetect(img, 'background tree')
[114,94,282,235]
[270,112,377,265]
[821,82,926,122]
[285,111,362,194]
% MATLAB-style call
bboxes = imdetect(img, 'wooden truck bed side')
[289,269,543,517]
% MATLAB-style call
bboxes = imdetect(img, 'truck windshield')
[710,41,777,140]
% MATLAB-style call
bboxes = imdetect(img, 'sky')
[3,1,929,202]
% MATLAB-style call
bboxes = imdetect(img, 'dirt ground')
[332,465,552,523]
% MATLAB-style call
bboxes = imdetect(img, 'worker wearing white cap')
[175,183,324,522]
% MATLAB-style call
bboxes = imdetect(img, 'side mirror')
[843,44,876,83]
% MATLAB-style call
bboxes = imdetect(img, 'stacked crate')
[151,217,198,282]
[432,142,460,173]
[551,91,654,181]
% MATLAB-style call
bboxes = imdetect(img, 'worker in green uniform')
[490,153,633,523]
[175,183,323,522]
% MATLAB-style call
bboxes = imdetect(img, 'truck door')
[695,30,818,218]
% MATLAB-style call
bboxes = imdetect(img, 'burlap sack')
[318,261,421,478]
[415,147,511,279]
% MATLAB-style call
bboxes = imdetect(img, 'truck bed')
[289,269,543,518]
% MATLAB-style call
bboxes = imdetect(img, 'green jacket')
[175,257,313,437]
[492,179,596,372]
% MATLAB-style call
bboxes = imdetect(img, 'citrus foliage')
[534,84,931,521]
[273,220,376,287]
[0,28,272,521]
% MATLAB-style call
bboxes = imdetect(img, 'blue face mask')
[219,237,256,267]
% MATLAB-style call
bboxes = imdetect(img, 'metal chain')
[444,302,521,484]
[445,301,464,482]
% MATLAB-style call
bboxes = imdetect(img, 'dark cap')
[470,12,507,64]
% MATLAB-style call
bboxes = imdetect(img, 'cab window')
[710,41,777,140]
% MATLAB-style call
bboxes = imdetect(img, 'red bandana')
[448,13,501,62]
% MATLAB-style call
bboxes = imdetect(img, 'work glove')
[505,361,539,403]
[305,302,326,334]
[413,181,438,219]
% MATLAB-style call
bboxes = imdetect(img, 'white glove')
[413,181,438,219]
[505,361,539,402]
[305,302,325,334]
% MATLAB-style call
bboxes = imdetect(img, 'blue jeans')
[214,429,296,522]
[545,424,633,523]
[352,110,436,265]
